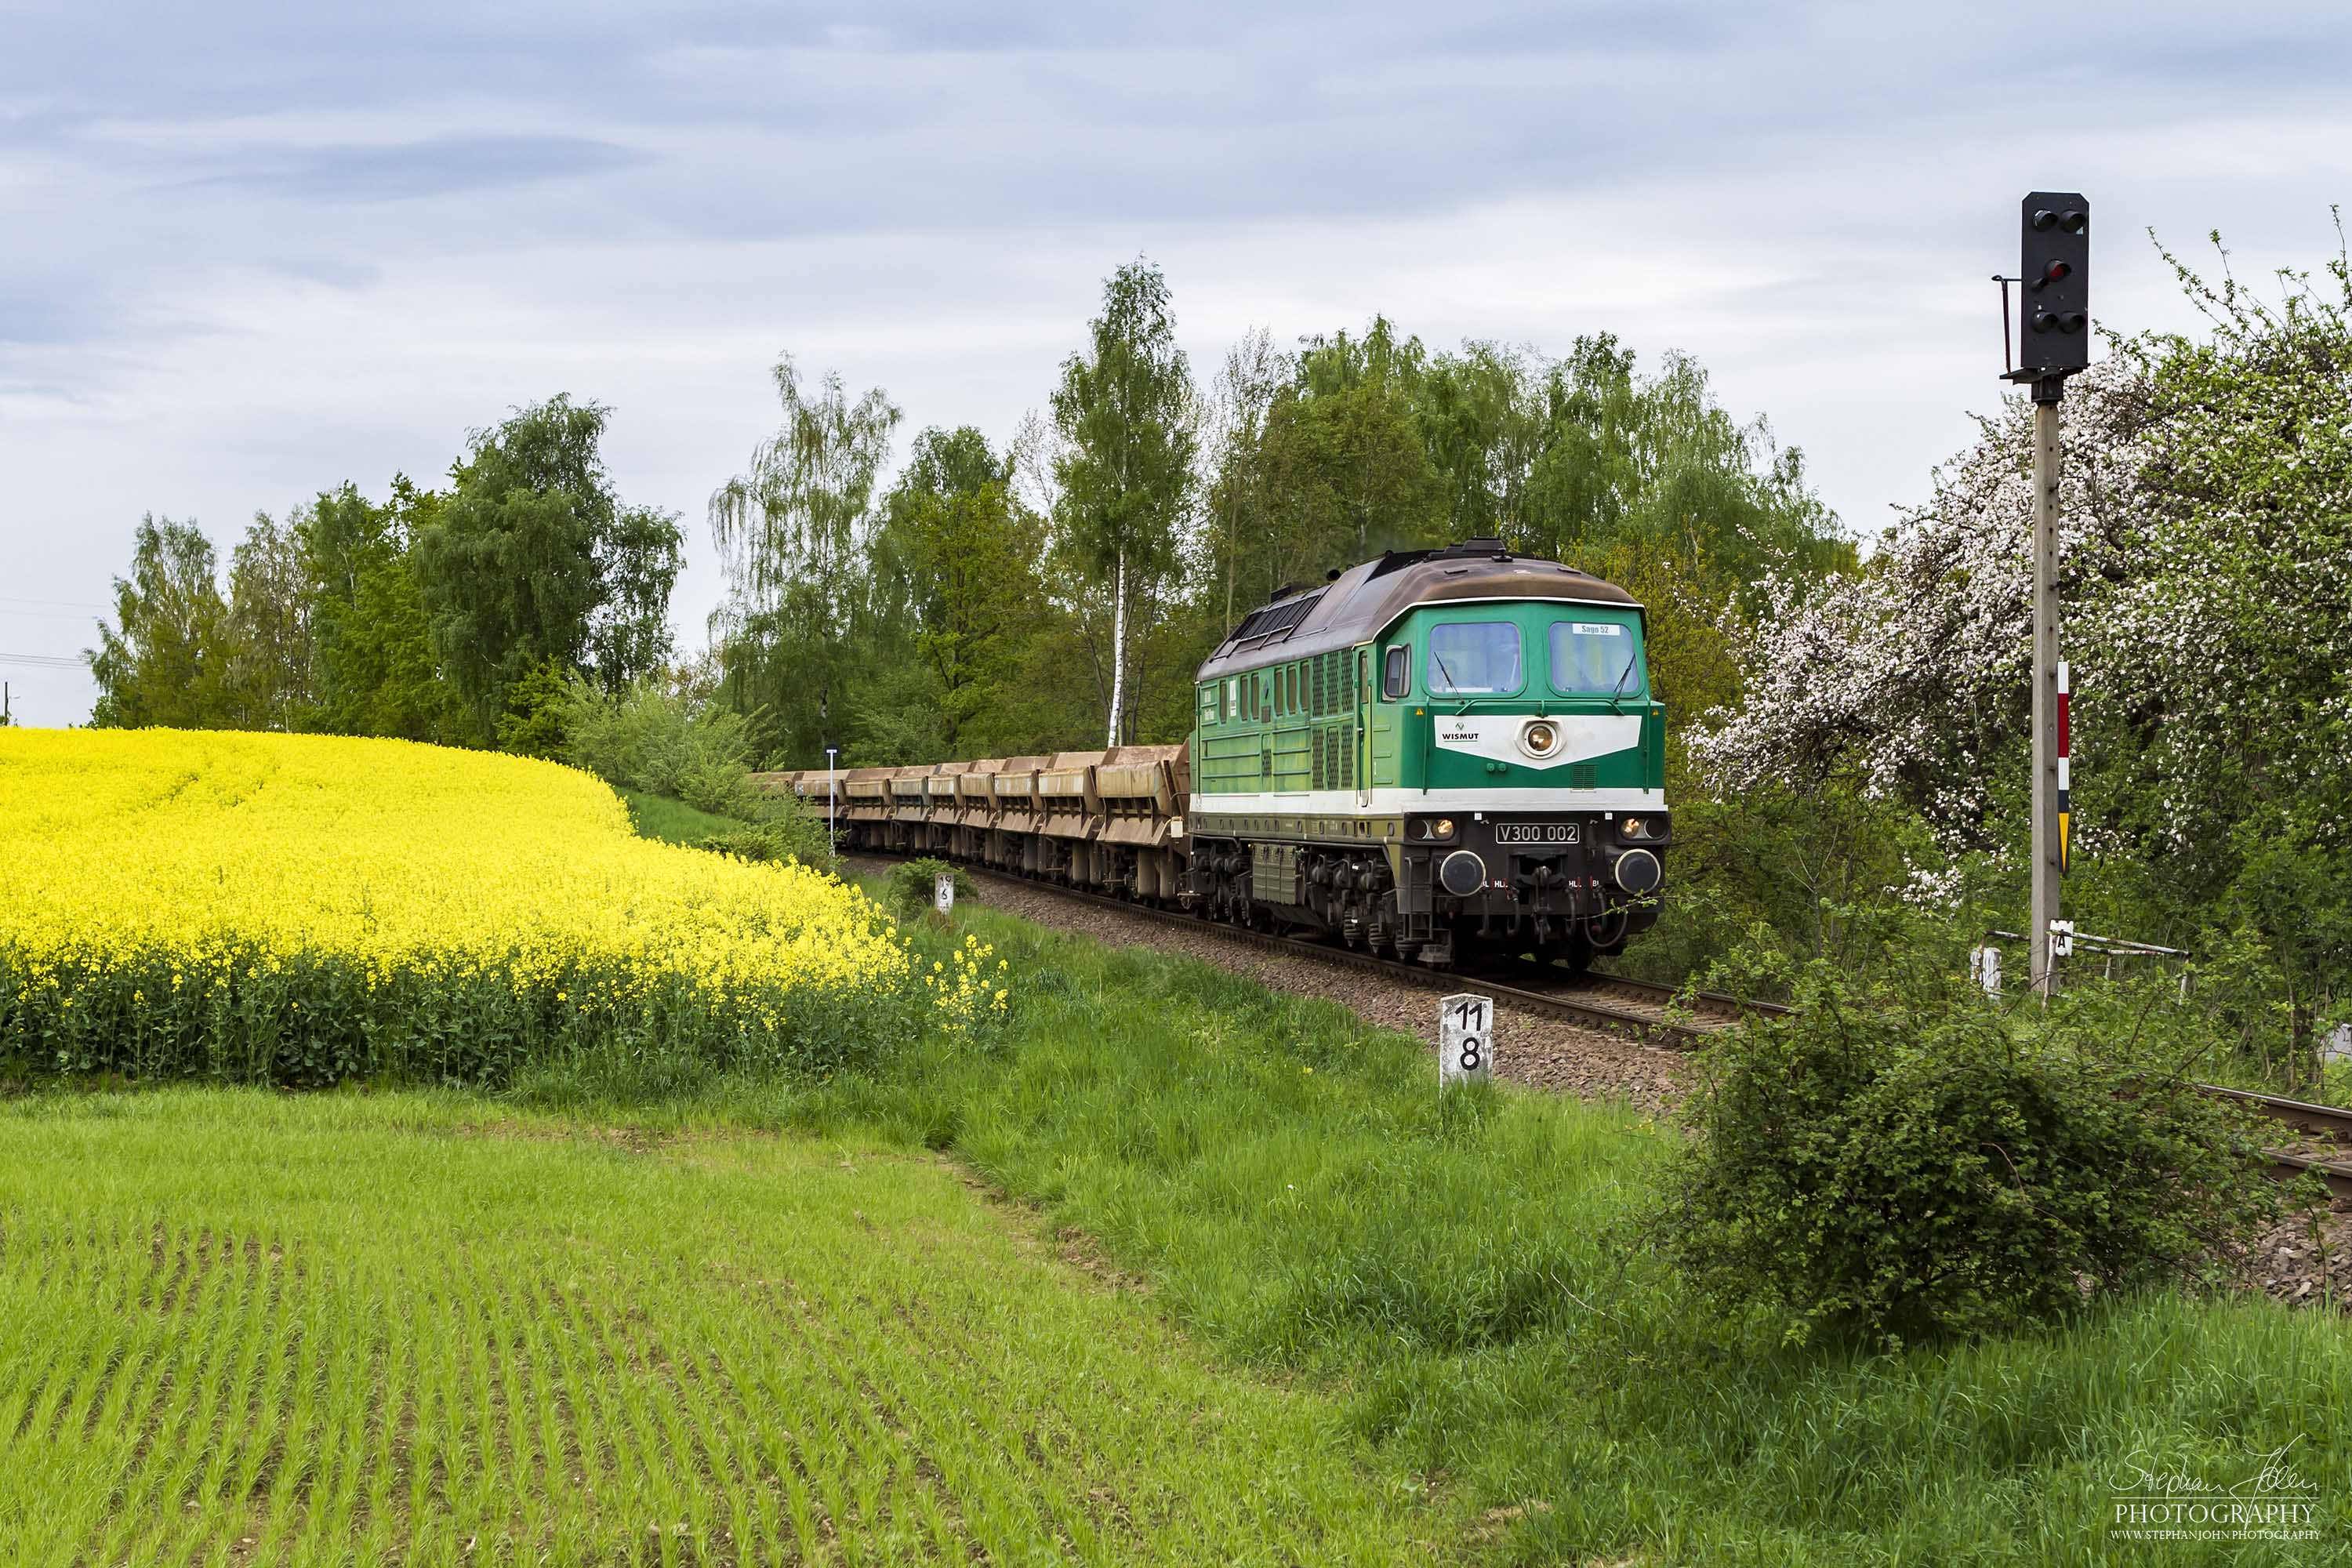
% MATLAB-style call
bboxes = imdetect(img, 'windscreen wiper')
[1421,644,1458,705]
[1607,647,1639,713]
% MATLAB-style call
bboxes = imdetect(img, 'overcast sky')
[4,2,2348,725]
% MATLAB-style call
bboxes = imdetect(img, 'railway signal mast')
[2003,192,2091,994]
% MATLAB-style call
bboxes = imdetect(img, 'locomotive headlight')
[1621,815,1646,839]
[1522,720,1559,757]
[1432,817,1456,840]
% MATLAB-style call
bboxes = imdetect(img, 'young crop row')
[0,1093,1428,1566]
[0,729,917,1087]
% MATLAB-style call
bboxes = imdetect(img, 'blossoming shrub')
[0,729,909,1088]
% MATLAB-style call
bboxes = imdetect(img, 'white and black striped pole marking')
[1440,993,1494,1087]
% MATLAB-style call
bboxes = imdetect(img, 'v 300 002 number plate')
[1494,822,1580,844]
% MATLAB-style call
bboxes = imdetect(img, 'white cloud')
[2,1,2349,724]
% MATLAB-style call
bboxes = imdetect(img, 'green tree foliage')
[1257,317,1445,566]
[1200,325,1847,640]
[302,479,470,743]
[416,396,683,741]
[1050,260,1198,746]
[870,427,1047,756]
[567,666,759,808]
[567,670,835,867]
[709,357,902,766]
[222,511,315,729]
[493,659,574,760]
[704,281,1846,768]
[87,516,232,728]
[86,399,679,753]
[590,504,687,694]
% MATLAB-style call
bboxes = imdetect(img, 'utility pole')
[2005,191,2090,996]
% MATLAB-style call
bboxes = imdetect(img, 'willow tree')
[708,354,900,764]
[1050,261,1196,747]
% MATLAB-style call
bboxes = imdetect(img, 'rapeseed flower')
[0,729,909,1085]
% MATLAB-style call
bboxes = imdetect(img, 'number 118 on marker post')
[1439,993,1493,1087]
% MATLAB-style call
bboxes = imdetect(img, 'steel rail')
[859,855,2352,1196]
[947,863,1716,1041]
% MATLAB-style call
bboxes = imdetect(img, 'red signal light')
[2038,260,2072,288]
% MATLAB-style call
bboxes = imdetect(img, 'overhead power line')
[0,652,85,670]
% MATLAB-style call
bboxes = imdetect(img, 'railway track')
[942,860,1746,1043]
[2201,1087,2352,1200]
[872,857,2352,1200]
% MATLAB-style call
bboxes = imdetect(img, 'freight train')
[753,538,1669,970]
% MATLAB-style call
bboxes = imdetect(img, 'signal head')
[2018,191,2091,373]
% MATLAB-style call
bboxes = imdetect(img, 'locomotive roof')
[1195,538,1639,681]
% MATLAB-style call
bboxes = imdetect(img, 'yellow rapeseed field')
[0,728,909,1085]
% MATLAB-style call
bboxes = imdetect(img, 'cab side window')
[1381,644,1410,699]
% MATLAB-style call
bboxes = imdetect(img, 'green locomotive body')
[1185,538,1668,968]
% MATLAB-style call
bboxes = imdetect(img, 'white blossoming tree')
[1692,229,2352,1080]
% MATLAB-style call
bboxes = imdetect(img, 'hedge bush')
[1652,962,2288,1347]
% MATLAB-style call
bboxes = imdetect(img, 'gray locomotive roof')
[1195,539,1640,681]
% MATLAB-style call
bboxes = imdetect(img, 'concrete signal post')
[2006,191,2090,996]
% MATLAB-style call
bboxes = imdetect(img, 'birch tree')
[1049,262,1196,747]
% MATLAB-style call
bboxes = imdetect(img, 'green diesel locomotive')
[1185,537,1668,969]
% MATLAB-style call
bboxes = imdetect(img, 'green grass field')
[5,840,2346,1566]
[618,789,750,844]
[0,1091,1448,1566]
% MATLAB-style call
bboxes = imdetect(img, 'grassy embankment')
[682,894,2352,1566]
[3,786,2344,1564]
[617,787,751,844]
